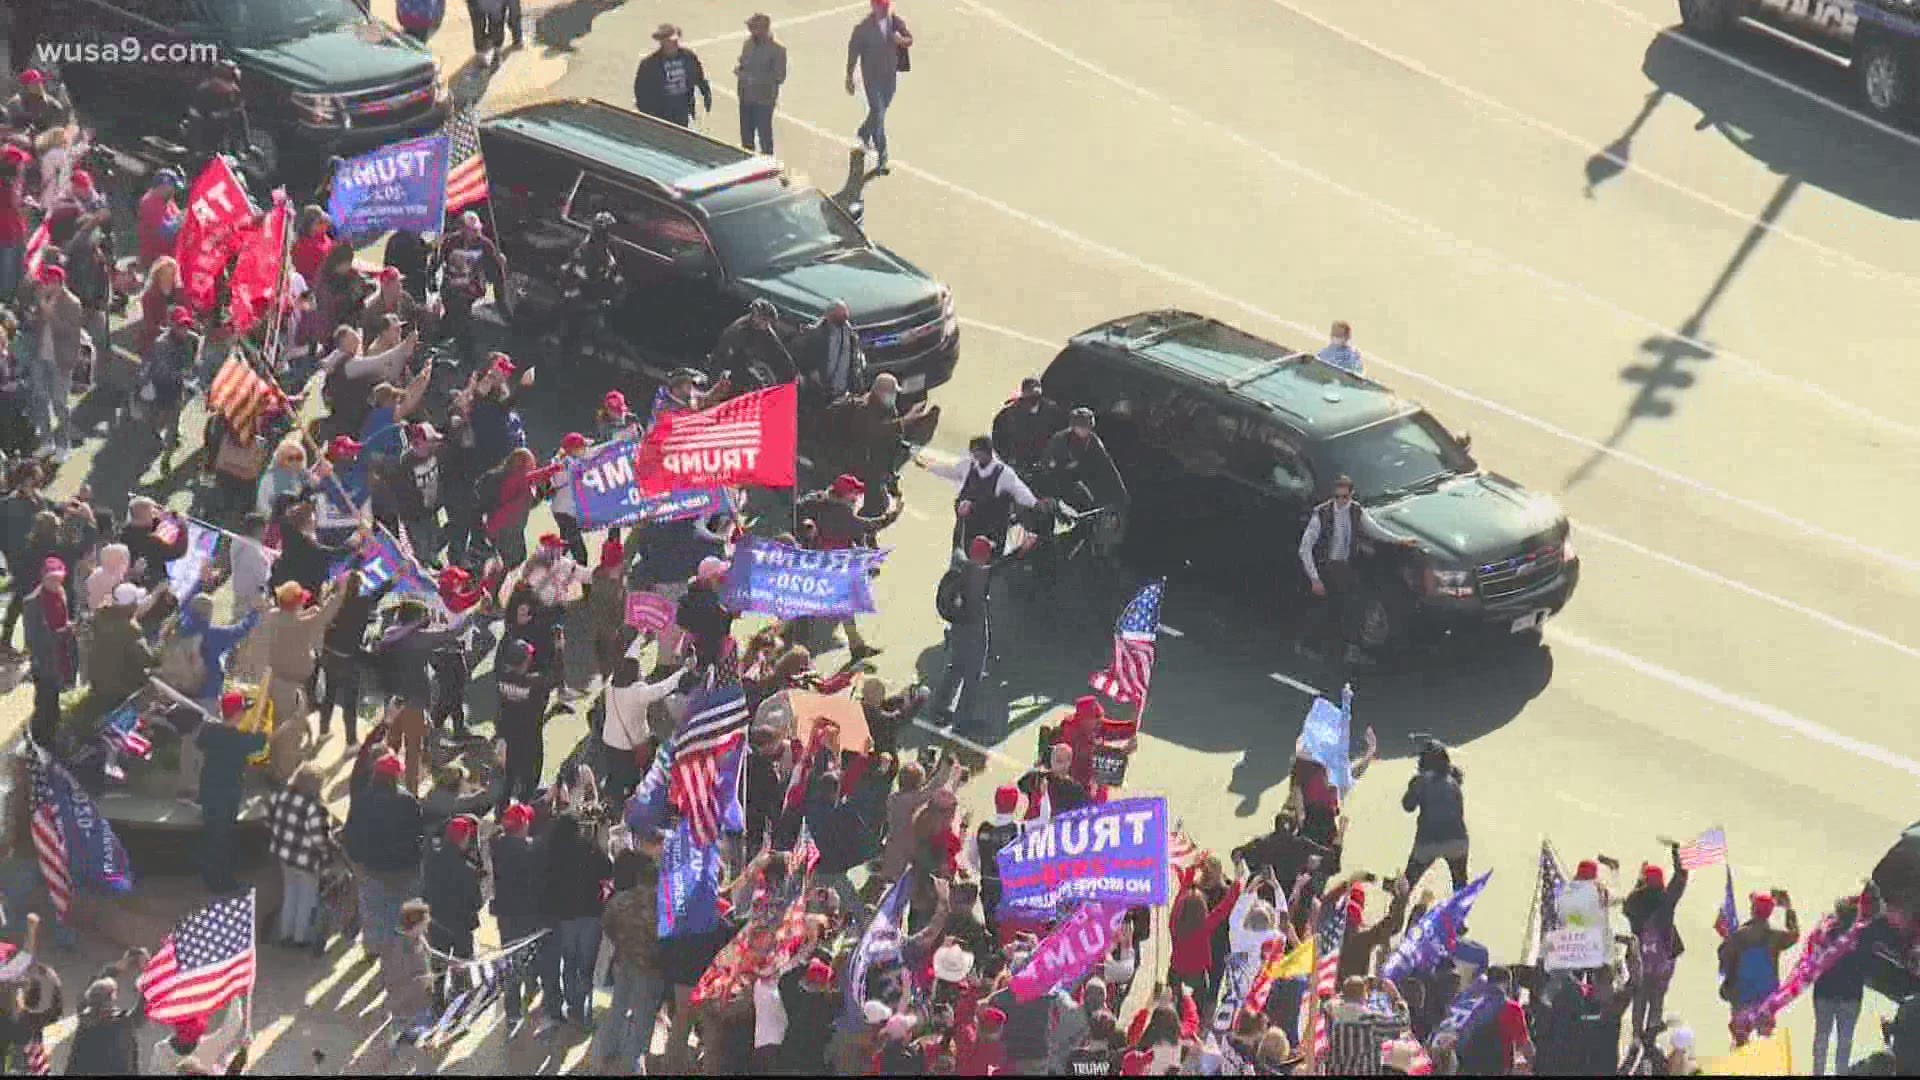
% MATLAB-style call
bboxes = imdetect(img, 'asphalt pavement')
[11,0,1920,1070]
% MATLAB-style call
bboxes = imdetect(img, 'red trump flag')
[174,158,255,314]
[225,196,289,335]
[635,383,797,493]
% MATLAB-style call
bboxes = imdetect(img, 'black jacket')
[991,397,1067,468]
[489,832,546,920]
[632,48,712,122]
[418,839,483,934]
[119,520,189,590]
[271,526,350,594]
[63,1001,142,1075]
[343,781,424,874]
[540,811,612,922]
[374,612,474,707]
[323,578,393,655]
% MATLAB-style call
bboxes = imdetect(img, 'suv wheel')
[1678,0,1737,37]
[1857,41,1916,120]
[1355,586,1409,651]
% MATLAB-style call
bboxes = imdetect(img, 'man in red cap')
[196,692,269,893]
[344,750,425,959]
[971,784,1023,937]
[460,350,534,473]
[1622,842,1688,1038]
[776,956,842,1073]
[793,473,903,661]
[1718,886,1800,1039]
[21,555,74,746]
[139,304,202,470]
[597,389,637,442]
[549,431,593,564]
[1054,694,1134,792]
[24,261,84,460]
[420,813,485,996]
[3,69,69,135]
[489,801,543,1031]
[931,534,994,735]
[360,263,439,339]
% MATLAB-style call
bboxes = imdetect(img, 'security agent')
[1297,474,1418,661]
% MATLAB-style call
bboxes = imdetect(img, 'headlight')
[937,284,956,334]
[290,91,343,126]
[1425,567,1474,598]
[1561,528,1576,563]
[432,59,450,103]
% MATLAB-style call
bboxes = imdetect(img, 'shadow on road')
[534,0,626,57]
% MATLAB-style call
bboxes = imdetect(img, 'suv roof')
[1068,311,1409,440]
[483,99,785,208]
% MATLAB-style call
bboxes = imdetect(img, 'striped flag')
[22,1036,49,1076]
[627,590,677,634]
[102,704,154,760]
[1303,896,1350,1066]
[138,891,257,1024]
[22,219,49,281]
[1678,827,1728,871]
[444,104,489,213]
[207,356,280,439]
[1169,822,1205,874]
[28,766,71,922]
[668,683,750,845]
[1521,839,1567,967]
[1088,579,1163,706]
[424,933,541,1043]
[1714,866,1739,939]
[793,820,821,873]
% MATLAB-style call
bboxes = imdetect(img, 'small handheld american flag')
[1088,578,1164,706]
[138,891,257,1024]
[445,104,490,214]
[1304,896,1351,1067]
[1714,865,1739,939]
[1677,826,1728,871]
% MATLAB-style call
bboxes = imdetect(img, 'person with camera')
[709,298,797,389]
[1718,887,1800,1043]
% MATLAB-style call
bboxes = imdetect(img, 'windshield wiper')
[1375,471,1455,502]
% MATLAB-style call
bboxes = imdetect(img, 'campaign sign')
[1009,901,1127,1002]
[723,536,890,619]
[327,135,450,239]
[997,796,1169,913]
[1090,747,1130,788]
[567,439,724,529]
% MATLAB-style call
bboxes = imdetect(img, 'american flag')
[1678,827,1728,871]
[423,933,541,1043]
[22,1037,48,1076]
[207,356,280,439]
[1087,579,1163,706]
[1714,865,1739,939]
[102,704,154,760]
[668,683,750,845]
[137,891,257,1024]
[27,764,71,923]
[1303,896,1350,1067]
[1169,822,1205,874]
[445,104,489,213]
[1521,839,1566,967]
[793,820,821,874]
[22,220,49,280]
[627,590,677,634]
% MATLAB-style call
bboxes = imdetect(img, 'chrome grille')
[343,72,439,122]
[1477,544,1563,602]
[857,302,945,363]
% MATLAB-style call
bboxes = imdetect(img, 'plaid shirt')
[1324,998,1410,1076]
[267,788,333,873]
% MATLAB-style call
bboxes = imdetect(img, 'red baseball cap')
[327,435,362,459]
[220,691,247,719]
[40,556,66,578]
[69,170,94,192]
[19,70,45,86]
[829,474,865,496]
[373,753,405,779]
[445,814,479,845]
[603,390,628,414]
[488,353,515,377]
[36,264,64,285]
[560,432,588,452]
[168,305,195,328]
[376,266,403,282]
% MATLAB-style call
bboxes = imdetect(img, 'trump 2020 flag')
[327,134,450,239]
[844,876,911,1025]
[166,519,223,605]
[635,383,798,493]
[1380,870,1491,983]
[657,816,724,940]
[1296,684,1355,793]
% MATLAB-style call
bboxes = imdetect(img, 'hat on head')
[538,532,566,551]
[274,580,308,608]
[994,784,1020,814]
[1,145,30,165]
[862,1000,893,1026]
[503,639,534,670]
[437,565,471,590]
[69,170,94,192]
[1575,859,1599,882]
[600,537,624,566]
[696,556,730,581]
[1750,891,1777,921]
[445,814,479,845]
[829,473,865,498]
[170,1015,209,1047]
[373,753,405,779]
[932,942,973,984]
[979,1006,1007,1028]
[151,167,183,188]
[376,265,402,282]
[804,958,834,986]
[1073,695,1104,724]
[40,556,65,579]
[489,353,516,377]
[652,22,680,40]
[407,422,442,445]
[112,582,147,607]
[501,801,535,831]
[220,691,247,719]
[327,434,362,460]
[561,431,588,452]
[603,389,628,415]
[19,70,45,86]
[37,264,64,285]
[168,305,195,328]
[1640,863,1665,889]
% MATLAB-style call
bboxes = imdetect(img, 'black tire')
[1856,39,1917,121]
[1354,584,1412,653]
[1678,0,1738,37]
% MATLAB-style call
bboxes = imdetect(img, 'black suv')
[1679,0,1920,121]
[57,0,449,177]
[1041,312,1579,649]
[479,99,959,394]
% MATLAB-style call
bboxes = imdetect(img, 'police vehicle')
[1678,0,1920,121]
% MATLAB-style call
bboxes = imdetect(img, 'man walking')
[736,14,788,155]
[1317,320,1363,375]
[1296,474,1417,663]
[932,536,994,735]
[846,0,913,174]
[634,24,713,128]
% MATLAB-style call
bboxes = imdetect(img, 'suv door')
[68,0,207,120]
[563,171,728,363]
[480,134,575,294]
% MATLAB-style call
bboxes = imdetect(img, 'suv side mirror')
[843,198,866,225]
[673,249,717,279]
[1456,430,1472,451]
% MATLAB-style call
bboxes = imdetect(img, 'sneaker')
[875,156,890,175]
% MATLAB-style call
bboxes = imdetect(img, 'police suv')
[1679,0,1920,121]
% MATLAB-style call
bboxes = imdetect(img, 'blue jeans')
[540,916,602,1022]
[357,869,408,954]
[1813,995,1861,1075]
[590,963,666,1069]
[857,81,896,161]
[497,915,543,1020]
[739,101,775,154]
[278,864,321,944]
[200,801,239,892]
[27,351,70,450]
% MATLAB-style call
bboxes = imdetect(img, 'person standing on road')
[930,535,994,735]
[736,14,788,155]
[1401,739,1470,892]
[634,25,713,128]
[846,0,913,174]
[916,435,1039,558]
[1296,473,1417,663]
[1317,320,1362,375]
[992,377,1067,473]
[468,0,508,67]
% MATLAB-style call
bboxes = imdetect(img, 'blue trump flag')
[657,815,724,940]
[1296,684,1355,793]
[166,519,222,605]
[327,134,450,239]
[724,536,891,619]
[844,876,912,1026]
[565,439,724,530]
[353,529,439,603]
[32,755,134,898]
[625,744,673,835]
[1380,870,1492,983]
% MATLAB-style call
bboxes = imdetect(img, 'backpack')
[154,615,208,694]
[934,567,966,623]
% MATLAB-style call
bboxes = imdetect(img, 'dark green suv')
[59,0,449,177]
[479,99,959,393]
[1042,311,1579,649]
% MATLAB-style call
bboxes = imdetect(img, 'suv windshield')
[199,0,363,44]
[1316,411,1474,502]
[706,191,868,278]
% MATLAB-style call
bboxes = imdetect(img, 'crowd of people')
[0,5,1904,1075]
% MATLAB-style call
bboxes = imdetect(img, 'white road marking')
[716,91,1920,577]
[1579,522,1920,661]
[954,0,1920,442]
[909,716,1031,770]
[797,453,815,469]
[1576,0,1920,153]
[958,316,1059,349]
[1255,0,1920,292]
[685,3,866,49]
[1546,625,1920,779]
[1269,671,1325,696]
[1161,625,1186,638]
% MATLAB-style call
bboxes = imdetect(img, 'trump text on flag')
[996,797,1170,911]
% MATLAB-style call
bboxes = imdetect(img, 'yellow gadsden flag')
[1701,1031,1792,1076]
[238,689,275,767]
[1263,938,1316,983]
